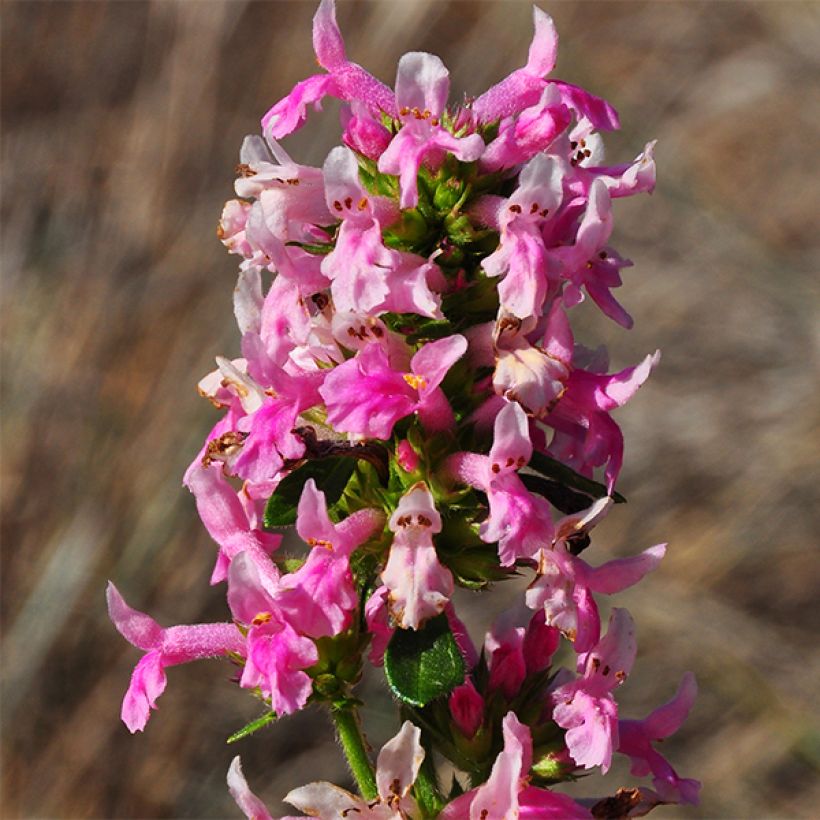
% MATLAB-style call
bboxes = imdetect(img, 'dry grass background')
[2,1,819,817]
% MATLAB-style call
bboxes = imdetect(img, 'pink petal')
[227,757,274,820]
[489,400,533,473]
[121,651,167,733]
[469,712,533,819]
[321,343,416,439]
[376,720,425,802]
[382,542,453,630]
[585,544,666,595]
[278,548,357,638]
[106,582,163,651]
[518,786,592,818]
[395,51,450,118]
[411,334,468,395]
[645,672,698,740]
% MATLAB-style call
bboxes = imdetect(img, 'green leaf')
[384,613,465,707]
[527,451,626,504]
[227,711,276,744]
[264,457,356,529]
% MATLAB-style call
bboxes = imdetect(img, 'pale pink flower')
[492,299,573,418]
[551,608,637,772]
[381,483,454,630]
[321,147,441,318]
[284,721,425,819]
[377,52,484,209]
[449,400,553,565]
[478,153,566,320]
[526,497,665,652]
[107,583,244,733]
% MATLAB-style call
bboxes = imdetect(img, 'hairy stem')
[331,705,377,801]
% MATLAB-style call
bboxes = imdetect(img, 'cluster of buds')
[108,2,700,817]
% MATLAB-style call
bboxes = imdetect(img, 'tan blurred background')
[2,1,819,817]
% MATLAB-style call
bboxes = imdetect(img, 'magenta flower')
[618,673,701,806]
[107,583,244,733]
[480,85,572,172]
[440,712,591,819]
[321,334,467,439]
[449,400,553,565]
[553,178,635,328]
[277,479,382,638]
[381,483,454,630]
[261,0,396,139]
[227,553,319,716]
[471,6,618,134]
[551,608,637,772]
[377,52,485,208]
[543,348,661,491]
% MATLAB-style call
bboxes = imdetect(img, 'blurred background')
[2,1,819,817]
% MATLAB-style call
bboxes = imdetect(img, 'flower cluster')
[108,2,699,817]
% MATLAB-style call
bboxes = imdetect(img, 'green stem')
[414,755,445,818]
[331,706,377,801]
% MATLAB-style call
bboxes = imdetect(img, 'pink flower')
[449,400,553,565]
[542,348,661,491]
[478,153,566,320]
[381,483,454,630]
[321,334,467,439]
[277,479,382,638]
[284,721,425,819]
[471,7,560,122]
[107,583,244,733]
[618,673,701,806]
[526,498,665,652]
[227,553,319,716]
[551,608,637,772]
[440,712,591,819]
[321,147,441,318]
[471,6,618,135]
[480,85,572,172]
[261,0,396,139]
[377,52,485,208]
[554,178,635,328]
[185,463,282,586]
